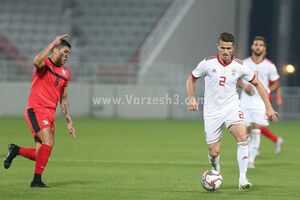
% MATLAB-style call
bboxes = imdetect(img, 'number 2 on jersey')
[239,111,245,119]
[219,76,226,86]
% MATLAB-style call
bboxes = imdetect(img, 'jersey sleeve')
[43,58,50,66]
[33,58,49,76]
[241,64,255,82]
[269,64,280,81]
[191,59,208,78]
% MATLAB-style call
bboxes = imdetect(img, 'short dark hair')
[253,36,267,47]
[218,32,235,44]
[53,39,71,50]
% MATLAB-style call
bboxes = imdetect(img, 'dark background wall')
[249,0,299,86]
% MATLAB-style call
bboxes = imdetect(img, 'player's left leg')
[248,109,270,163]
[4,144,20,169]
[248,123,263,168]
[228,123,252,190]
[4,135,44,169]
[261,127,277,143]
[241,109,257,165]
[4,144,36,169]
[261,127,283,154]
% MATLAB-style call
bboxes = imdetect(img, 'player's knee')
[208,147,219,157]
[45,141,54,147]
[35,144,41,155]
[236,135,247,143]
[38,128,54,145]
[234,131,248,142]
[43,139,54,147]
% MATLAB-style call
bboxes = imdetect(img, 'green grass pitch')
[0,117,300,200]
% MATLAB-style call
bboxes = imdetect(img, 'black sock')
[33,174,42,182]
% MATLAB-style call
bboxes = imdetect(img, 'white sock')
[249,129,261,163]
[208,154,220,172]
[237,141,248,180]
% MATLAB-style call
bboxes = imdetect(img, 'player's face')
[218,41,235,63]
[53,46,71,65]
[251,40,266,57]
[58,46,71,65]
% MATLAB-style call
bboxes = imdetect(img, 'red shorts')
[25,107,55,138]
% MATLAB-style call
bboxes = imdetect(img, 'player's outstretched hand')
[67,123,76,140]
[52,34,69,46]
[187,97,198,111]
[266,107,279,122]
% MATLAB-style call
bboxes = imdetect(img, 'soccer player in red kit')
[4,34,76,188]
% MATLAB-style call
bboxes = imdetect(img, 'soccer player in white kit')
[239,36,282,168]
[186,32,278,190]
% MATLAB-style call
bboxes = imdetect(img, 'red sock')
[19,147,36,161]
[261,127,278,143]
[34,144,52,175]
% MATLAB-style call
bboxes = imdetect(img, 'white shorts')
[242,108,269,127]
[204,109,246,144]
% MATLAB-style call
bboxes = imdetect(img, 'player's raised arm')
[60,86,76,140]
[186,75,199,111]
[33,34,69,69]
[249,77,279,122]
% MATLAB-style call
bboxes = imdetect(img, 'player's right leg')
[204,118,223,173]
[208,142,221,172]
[30,127,54,188]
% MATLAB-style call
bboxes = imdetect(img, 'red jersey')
[27,58,70,111]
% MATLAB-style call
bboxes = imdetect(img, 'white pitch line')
[51,159,204,166]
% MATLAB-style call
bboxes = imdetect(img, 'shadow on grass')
[49,180,94,187]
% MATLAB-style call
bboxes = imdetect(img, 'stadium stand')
[0,0,172,83]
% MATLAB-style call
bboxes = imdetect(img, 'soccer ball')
[201,169,223,191]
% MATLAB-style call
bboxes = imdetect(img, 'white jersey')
[192,55,254,118]
[240,57,280,110]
